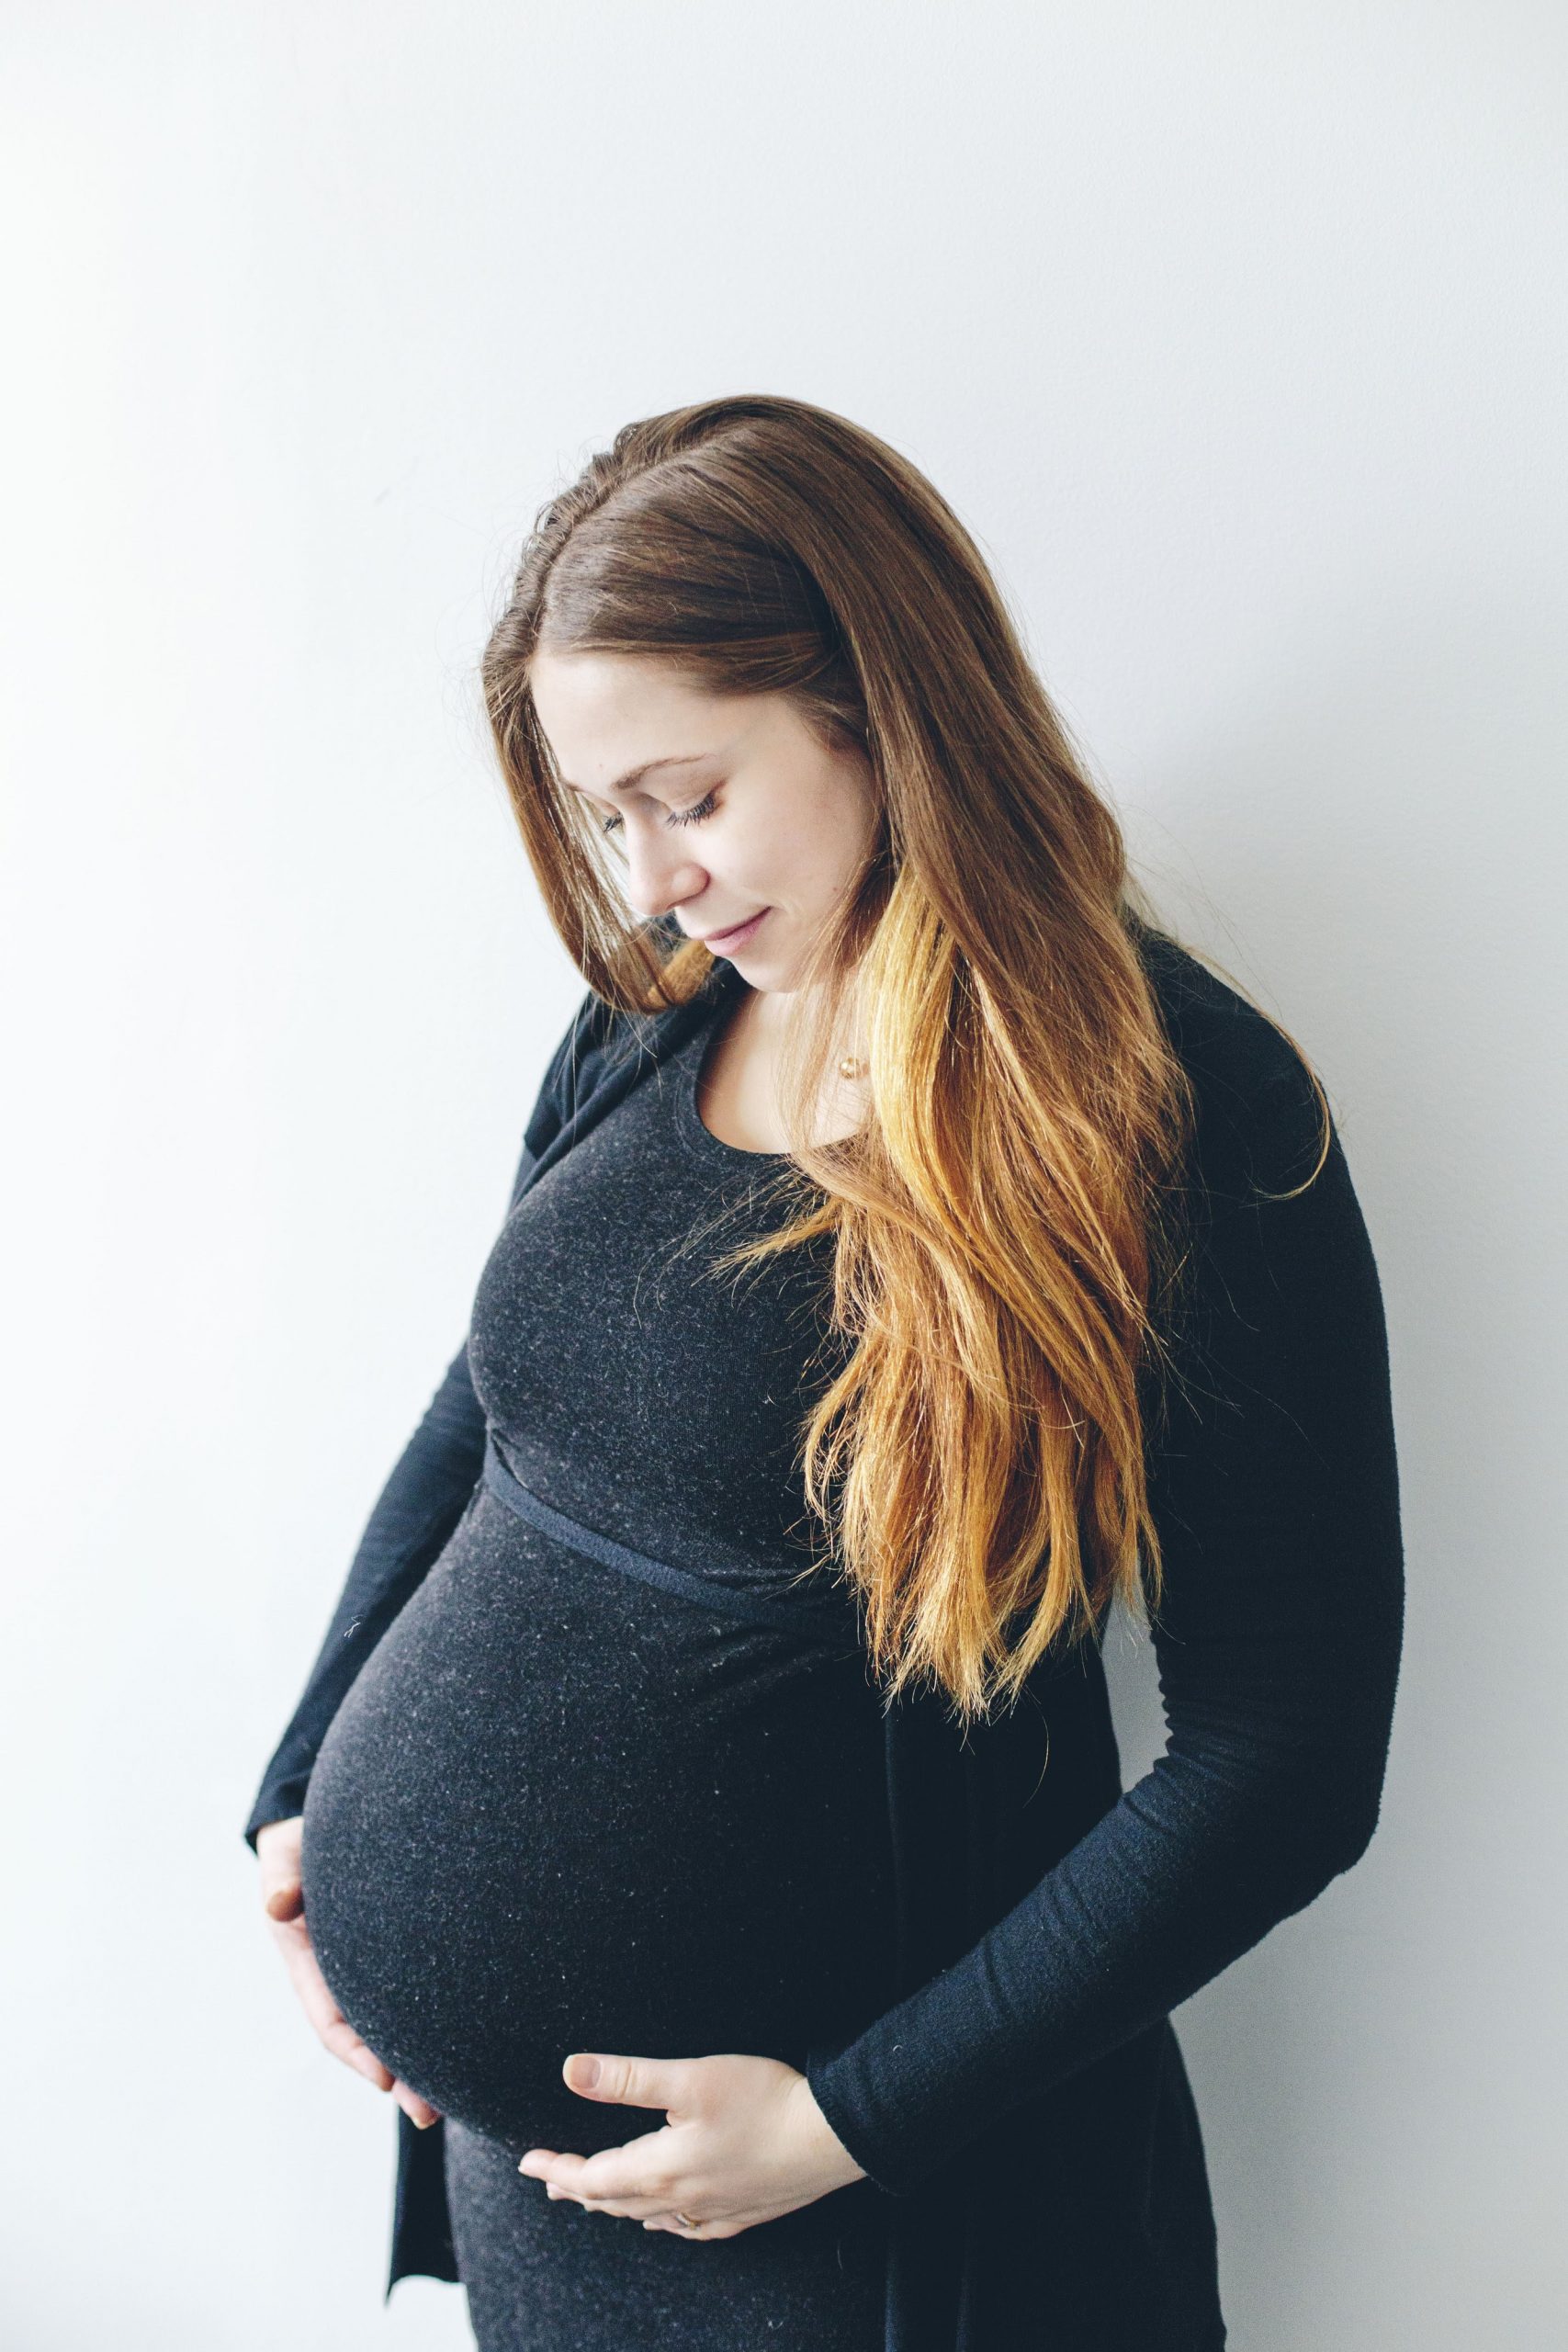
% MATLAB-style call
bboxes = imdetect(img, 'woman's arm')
[243,1340,489,1844]
[806,1035,1406,2196]
[243,987,605,1849]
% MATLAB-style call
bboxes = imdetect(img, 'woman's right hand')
[255,1815,440,2129]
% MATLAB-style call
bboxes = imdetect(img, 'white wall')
[3,5,1562,2346]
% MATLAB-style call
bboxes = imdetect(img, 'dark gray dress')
[299,998,894,2348]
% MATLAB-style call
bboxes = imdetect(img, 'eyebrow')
[559,754,712,798]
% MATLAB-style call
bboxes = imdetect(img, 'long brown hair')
[479,393,1327,1723]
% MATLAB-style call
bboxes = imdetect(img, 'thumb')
[257,1827,305,1922]
[264,1877,304,1923]
[562,2052,682,2109]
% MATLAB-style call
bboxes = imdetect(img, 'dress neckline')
[671,996,790,1165]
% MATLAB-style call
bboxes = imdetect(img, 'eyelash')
[600,790,718,838]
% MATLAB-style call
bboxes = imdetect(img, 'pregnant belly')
[300,1487,897,2152]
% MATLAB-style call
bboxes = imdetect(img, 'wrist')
[787,2071,868,2191]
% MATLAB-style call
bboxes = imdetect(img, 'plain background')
[3,5,1563,2346]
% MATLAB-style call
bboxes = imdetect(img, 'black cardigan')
[246,923,1404,2350]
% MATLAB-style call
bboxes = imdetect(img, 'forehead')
[529,650,737,783]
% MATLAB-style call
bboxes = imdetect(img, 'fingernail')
[566,2054,601,2088]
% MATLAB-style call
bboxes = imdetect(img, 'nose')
[621,832,709,924]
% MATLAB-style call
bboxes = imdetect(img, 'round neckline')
[673,999,790,1165]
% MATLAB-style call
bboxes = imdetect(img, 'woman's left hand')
[517,2051,867,2238]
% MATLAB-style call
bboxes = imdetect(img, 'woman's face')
[527,649,878,993]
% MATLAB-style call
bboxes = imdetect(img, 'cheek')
[742,822,808,892]
[812,791,875,884]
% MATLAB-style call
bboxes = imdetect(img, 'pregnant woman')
[246,394,1404,2351]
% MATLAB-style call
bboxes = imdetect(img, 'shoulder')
[1133,923,1333,1207]
[521,916,722,1155]
[1134,923,1318,1120]
[1131,935,1397,1526]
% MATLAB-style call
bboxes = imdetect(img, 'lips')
[701,909,769,951]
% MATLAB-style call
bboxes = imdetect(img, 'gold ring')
[674,2211,699,2230]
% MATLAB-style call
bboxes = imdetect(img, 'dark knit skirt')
[445,2114,888,2350]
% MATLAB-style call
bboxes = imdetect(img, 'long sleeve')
[243,1341,489,1845]
[806,1030,1405,2197]
[243,989,602,1849]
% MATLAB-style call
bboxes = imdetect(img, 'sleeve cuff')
[243,1768,311,1851]
[805,2031,918,2199]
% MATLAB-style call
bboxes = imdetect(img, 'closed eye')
[600,789,718,838]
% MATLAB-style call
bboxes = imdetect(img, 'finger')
[528,2131,676,2206]
[320,2015,397,2089]
[256,1819,305,1918]
[525,2150,592,2193]
[392,2080,442,2129]
[562,2052,689,2109]
[651,2212,750,2239]
[547,2186,672,2219]
[278,1937,395,2088]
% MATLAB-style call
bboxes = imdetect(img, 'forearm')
[243,1340,487,1845]
[812,1037,1406,2196]
[807,1516,1404,2196]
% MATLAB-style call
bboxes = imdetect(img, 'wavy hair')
[479,393,1328,1722]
